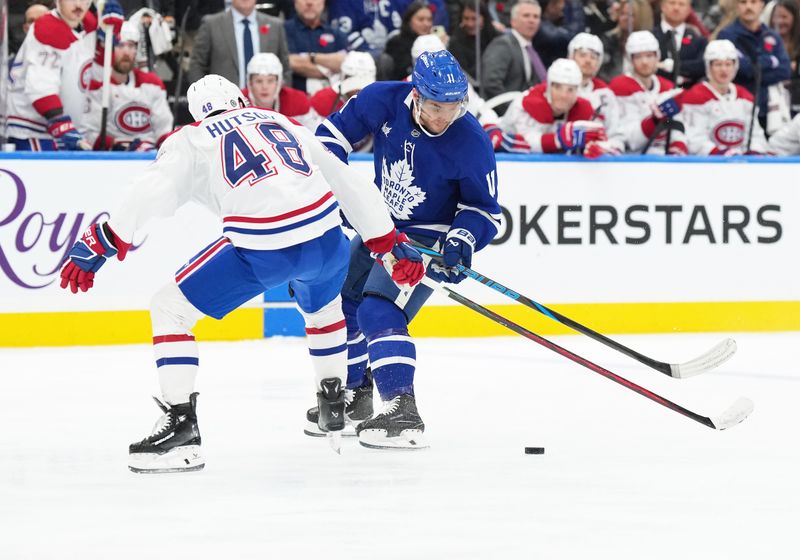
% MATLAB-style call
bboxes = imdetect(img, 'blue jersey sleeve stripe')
[319,119,353,153]
[156,357,200,367]
[455,203,503,226]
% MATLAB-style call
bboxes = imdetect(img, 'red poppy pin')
[259,24,270,34]
[764,35,776,52]
[320,33,334,47]
[496,2,505,12]
[681,36,691,45]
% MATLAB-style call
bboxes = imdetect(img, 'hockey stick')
[420,276,753,431]
[415,245,737,379]
[746,46,762,153]
[97,0,113,150]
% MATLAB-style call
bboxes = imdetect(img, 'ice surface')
[1,332,798,559]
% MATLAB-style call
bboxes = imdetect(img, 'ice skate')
[356,393,428,450]
[128,392,204,473]
[304,370,373,437]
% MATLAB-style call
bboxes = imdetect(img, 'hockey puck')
[524,447,545,455]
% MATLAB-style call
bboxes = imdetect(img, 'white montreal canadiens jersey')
[609,74,687,154]
[6,11,95,139]
[108,108,393,251]
[680,82,768,154]
[82,69,174,149]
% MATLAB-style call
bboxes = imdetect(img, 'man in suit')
[654,0,708,87]
[188,0,290,89]
[481,0,547,114]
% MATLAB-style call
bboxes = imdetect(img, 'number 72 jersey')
[108,107,394,250]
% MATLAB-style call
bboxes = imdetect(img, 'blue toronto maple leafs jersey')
[316,81,501,250]
[328,0,400,52]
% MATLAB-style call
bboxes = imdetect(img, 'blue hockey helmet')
[411,50,468,103]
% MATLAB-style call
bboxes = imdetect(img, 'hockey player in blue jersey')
[309,50,501,449]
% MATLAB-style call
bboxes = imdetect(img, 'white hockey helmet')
[247,53,283,79]
[568,32,604,59]
[626,30,660,59]
[119,21,140,44]
[411,34,447,63]
[338,51,376,94]
[187,74,246,121]
[547,58,582,87]
[704,39,739,77]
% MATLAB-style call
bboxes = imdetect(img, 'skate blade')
[303,420,360,438]
[358,429,428,450]
[327,431,342,454]
[128,445,205,474]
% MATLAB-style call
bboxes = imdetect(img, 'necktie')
[242,18,254,71]
[525,44,547,83]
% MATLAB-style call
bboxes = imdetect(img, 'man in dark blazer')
[188,0,290,89]
[481,0,546,114]
[654,0,708,87]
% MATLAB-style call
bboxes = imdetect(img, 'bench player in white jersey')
[5,0,123,151]
[609,31,688,155]
[680,40,769,155]
[58,75,425,472]
[243,53,317,130]
[568,32,625,155]
[500,58,606,154]
[82,22,174,151]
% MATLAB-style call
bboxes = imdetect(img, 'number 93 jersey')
[108,108,393,250]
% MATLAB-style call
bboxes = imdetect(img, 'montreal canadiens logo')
[713,121,744,147]
[116,103,152,133]
[79,61,92,91]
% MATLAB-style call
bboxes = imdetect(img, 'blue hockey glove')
[60,222,130,293]
[47,115,90,151]
[99,0,124,36]
[555,122,587,151]
[656,97,681,119]
[428,229,475,284]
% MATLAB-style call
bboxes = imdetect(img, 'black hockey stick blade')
[414,245,736,379]
[420,277,753,431]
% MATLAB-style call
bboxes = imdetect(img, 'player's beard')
[114,57,135,75]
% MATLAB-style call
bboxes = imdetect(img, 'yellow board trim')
[0,308,263,347]
[1,301,798,347]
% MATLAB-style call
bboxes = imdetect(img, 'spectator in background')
[327,0,400,53]
[82,22,174,151]
[188,0,290,90]
[609,30,688,154]
[568,32,626,153]
[381,1,434,80]
[395,0,450,29]
[310,51,376,119]
[654,0,708,87]
[770,0,800,114]
[8,1,52,58]
[285,0,348,94]
[482,0,545,114]
[448,0,500,82]
[584,0,617,37]
[243,53,318,129]
[681,39,769,154]
[718,0,791,128]
[533,0,574,67]
[499,58,606,154]
[6,0,123,151]
[23,3,50,35]
[600,0,654,81]
[706,0,739,38]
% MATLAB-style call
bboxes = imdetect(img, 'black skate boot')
[317,377,346,433]
[356,393,428,450]
[128,392,204,473]
[304,369,374,437]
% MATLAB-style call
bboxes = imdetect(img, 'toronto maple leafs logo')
[381,141,426,220]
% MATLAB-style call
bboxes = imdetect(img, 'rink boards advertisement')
[1,153,799,346]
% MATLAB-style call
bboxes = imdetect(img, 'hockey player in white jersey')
[609,30,689,155]
[58,75,425,472]
[82,22,174,151]
[568,32,625,155]
[680,39,769,155]
[6,0,124,150]
[500,58,606,154]
[243,53,318,130]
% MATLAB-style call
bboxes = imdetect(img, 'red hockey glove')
[364,230,425,287]
[60,222,130,293]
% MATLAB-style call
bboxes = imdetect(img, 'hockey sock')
[343,297,369,389]
[153,334,199,405]
[301,296,347,389]
[358,295,416,400]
